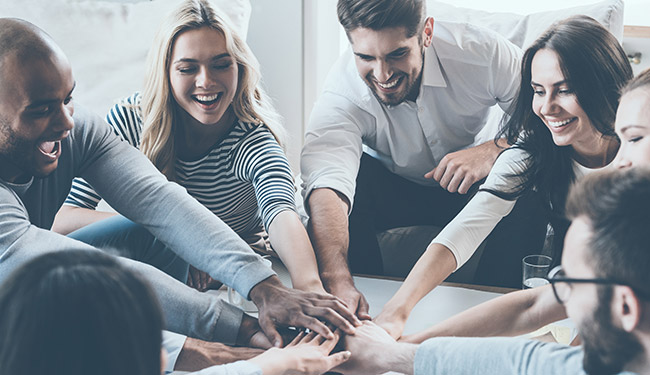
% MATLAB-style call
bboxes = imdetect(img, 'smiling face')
[168,26,238,129]
[531,49,603,155]
[349,19,432,106]
[0,50,75,183]
[614,88,650,169]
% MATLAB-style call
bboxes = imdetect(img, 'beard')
[581,286,644,375]
[0,117,45,182]
[365,70,421,106]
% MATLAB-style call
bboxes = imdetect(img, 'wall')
[247,0,304,171]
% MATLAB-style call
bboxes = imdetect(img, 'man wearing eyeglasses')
[337,168,650,375]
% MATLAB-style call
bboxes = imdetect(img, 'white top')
[433,147,609,270]
[300,21,522,209]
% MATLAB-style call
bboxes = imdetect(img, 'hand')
[327,279,371,321]
[335,321,416,375]
[373,309,407,340]
[426,140,505,194]
[249,330,350,375]
[249,276,361,347]
[187,265,222,292]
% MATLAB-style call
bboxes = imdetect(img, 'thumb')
[357,298,371,321]
[259,316,283,347]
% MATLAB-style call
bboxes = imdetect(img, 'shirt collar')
[422,44,447,88]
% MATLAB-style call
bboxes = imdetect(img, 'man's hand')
[426,139,507,194]
[174,337,264,372]
[249,276,361,347]
[326,278,371,321]
[187,265,222,292]
[335,321,417,375]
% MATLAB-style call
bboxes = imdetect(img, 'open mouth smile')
[374,75,403,92]
[192,93,222,107]
[37,139,62,161]
[547,117,577,132]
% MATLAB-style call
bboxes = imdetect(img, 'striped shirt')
[65,93,297,238]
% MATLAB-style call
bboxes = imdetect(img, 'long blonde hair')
[140,0,285,180]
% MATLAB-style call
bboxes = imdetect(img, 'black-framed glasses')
[546,265,650,304]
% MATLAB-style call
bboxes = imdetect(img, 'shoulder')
[482,146,531,191]
[108,92,143,121]
[70,105,111,137]
[233,122,284,153]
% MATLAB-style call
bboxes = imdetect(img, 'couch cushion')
[427,0,624,47]
[0,0,251,117]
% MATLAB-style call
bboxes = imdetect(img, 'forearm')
[267,210,325,293]
[382,243,456,322]
[388,343,418,375]
[175,337,264,372]
[306,188,353,287]
[406,285,565,342]
[51,205,117,235]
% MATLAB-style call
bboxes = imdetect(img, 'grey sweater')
[0,106,275,344]
[415,337,637,375]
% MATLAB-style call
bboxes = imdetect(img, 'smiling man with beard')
[300,0,548,321]
[338,168,650,375]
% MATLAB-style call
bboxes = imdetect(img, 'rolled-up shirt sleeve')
[300,92,368,213]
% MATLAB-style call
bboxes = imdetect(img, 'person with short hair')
[338,167,650,375]
[302,0,537,319]
[0,250,351,375]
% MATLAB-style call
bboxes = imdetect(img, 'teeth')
[548,118,574,128]
[195,94,219,102]
[377,78,399,89]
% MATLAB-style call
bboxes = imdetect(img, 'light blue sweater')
[415,337,637,375]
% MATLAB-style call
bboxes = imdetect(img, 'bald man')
[0,18,357,372]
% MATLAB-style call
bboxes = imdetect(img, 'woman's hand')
[249,330,350,375]
[373,307,408,340]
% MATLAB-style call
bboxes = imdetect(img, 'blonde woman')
[53,0,327,295]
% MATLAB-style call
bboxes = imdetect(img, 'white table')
[173,259,571,374]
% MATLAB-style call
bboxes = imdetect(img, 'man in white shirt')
[301,0,546,316]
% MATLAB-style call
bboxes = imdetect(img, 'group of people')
[0,0,649,374]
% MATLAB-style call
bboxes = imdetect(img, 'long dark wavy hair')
[485,15,633,257]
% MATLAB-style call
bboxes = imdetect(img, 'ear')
[612,285,642,332]
[422,17,434,48]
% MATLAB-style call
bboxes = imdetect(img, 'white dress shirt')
[301,21,522,209]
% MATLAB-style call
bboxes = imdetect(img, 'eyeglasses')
[546,266,650,305]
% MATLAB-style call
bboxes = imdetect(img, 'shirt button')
[418,107,424,113]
